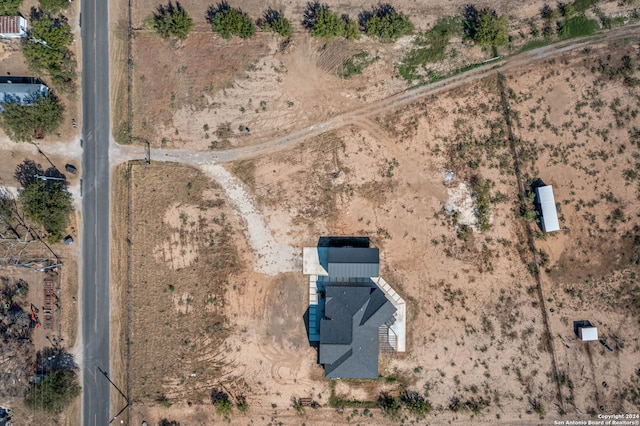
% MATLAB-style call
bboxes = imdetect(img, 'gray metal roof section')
[327,247,379,278]
[0,78,48,111]
[319,285,396,379]
[535,185,560,232]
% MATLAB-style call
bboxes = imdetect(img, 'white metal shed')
[578,326,598,341]
[535,185,560,232]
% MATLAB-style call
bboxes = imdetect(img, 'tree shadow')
[206,1,230,24]
[14,159,44,188]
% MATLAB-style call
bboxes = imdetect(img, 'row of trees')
[149,1,414,42]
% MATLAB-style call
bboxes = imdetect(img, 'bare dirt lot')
[115,36,640,425]
[109,0,640,422]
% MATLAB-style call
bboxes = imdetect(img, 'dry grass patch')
[129,163,242,403]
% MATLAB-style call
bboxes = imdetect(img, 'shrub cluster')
[207,1,256,40]
[150,1,194,41]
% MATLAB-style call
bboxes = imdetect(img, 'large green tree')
[261,8,291,37]
[310,7,344,39]
[22,14,76,92]
[0,0,23,15]
[19,178,73,242]
[39,0,70,15]
[463,6,508,46]
[24,370,81,413]
[150,1,194,41]
[474,10,508,46]
[208,2,256,40]
[1,94,64,142]
[362,4,413,42]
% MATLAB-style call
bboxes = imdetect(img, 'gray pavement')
[80,0,111,423]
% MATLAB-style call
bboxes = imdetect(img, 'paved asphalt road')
[80,0,111,423]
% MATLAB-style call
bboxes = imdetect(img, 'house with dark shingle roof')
[320,285,396,378]
[303,238,406,379]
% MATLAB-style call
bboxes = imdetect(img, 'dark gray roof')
[327,247,379,278]
[319,285,396,379]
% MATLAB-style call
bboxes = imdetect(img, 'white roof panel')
[536,185,560,232]
[579,326,598,341]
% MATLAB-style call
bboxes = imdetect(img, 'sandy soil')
[133,39,640,423]
[504,38,640,414]
[124,0,640,152]
[111,1,640,423]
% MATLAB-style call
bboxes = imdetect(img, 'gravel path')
[200,163,299,276]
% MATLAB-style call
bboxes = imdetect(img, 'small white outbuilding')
[578,326,598,341]
[535,185,560,232]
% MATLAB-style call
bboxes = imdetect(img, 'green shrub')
[401,390,432,418]
[343,15,360,40]
[0,0,22,15]
[463,5,508,46]
[340,51,378,78]
[1,94,64,143]
[237,396,249,412]
[361,4,413,42]
[557,15,599,38]
[306,3,344,39]
[470,175,493,231]
[24,370,81,413]
[397,16,462,83]
[22,14,76,92]
[207,1,256,40]
[261,8,291,37]
[39,0,70,15]
[150,1,194,41]
[377,392,402,417]
[211,388,233,415]
[19,178,73,243]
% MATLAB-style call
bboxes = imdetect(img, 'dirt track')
[108,23,640,166]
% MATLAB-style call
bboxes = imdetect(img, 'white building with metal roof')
[535,185,560,232]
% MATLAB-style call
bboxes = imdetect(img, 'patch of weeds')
[558,15,599,38]
[341,51,379,79]
[397,16,462,84]
[401,390,432,418]
[518,38,554,53]
[377,392,401,418]
[457,224,473,240]
[470,175,493,231]
[382,158,399,178]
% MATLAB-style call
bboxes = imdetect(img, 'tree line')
[149,1,414,42]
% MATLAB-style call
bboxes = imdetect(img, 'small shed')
[535,185,560,232]
[0,15,27,38]
[578,326,598,341]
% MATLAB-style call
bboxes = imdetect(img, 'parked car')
[65,164,77,174]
